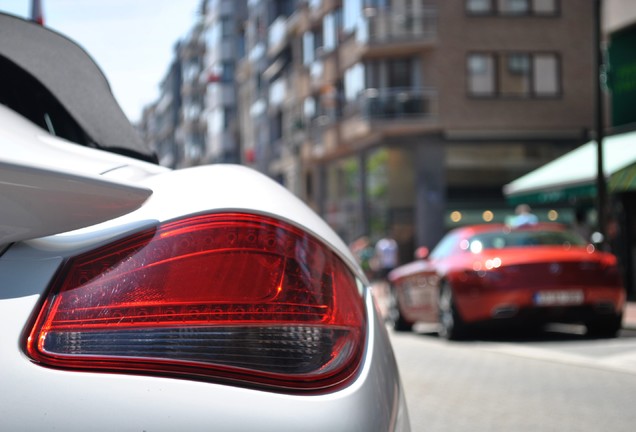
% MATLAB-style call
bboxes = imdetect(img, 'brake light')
[26,213,366,392]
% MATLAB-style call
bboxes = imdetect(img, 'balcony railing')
[357,7,437,44]
[356,87,437,120]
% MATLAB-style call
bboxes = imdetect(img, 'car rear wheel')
[585,314,622,338]
[389,286,413,332]
[438,282,466,340]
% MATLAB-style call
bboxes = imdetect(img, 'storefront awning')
[504,129,636,205]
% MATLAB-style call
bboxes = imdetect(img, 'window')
[387,59,413,88]
[467,52,560,98]
[344,0,362,34]
[323,14,337,53]
[467,54,496,96]
[430,233,461,260]
[269,77,286,106]
[323,9,342,53]
[272,0,295,18]
[344,63,365,102]
[221,62,235,83]
[302,31,322,65]
[466,0,493,14]
[533,54,559,95]
[498,0,529,15]
[466,0,557,15]
[532,0,558,14]
[500,53,530,96]
[304,96,317,120]
[211,107,234,133]
[302,32,314,65]
[220,17,233,37]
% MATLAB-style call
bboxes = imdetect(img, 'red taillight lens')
[26,213,366,392]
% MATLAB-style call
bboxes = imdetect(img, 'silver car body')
[0,13,409,432]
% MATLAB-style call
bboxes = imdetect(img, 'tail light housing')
[26,213,366,392]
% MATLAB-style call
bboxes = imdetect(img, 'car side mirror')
[414,246,429,260]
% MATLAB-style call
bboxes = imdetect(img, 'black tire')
[389,286,413,332]
[585,314,622,339]
[438,282,467,340]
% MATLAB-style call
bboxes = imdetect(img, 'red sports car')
[388,223,625,339]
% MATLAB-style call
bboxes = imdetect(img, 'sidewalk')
[624,302,636,329]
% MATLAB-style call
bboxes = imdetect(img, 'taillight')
[26,213,366,392]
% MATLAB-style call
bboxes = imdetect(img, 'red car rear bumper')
[456,286,626,324]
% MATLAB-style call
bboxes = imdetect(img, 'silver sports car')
[0,13,409,431]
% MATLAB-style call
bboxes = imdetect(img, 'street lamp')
[594,0,607,247]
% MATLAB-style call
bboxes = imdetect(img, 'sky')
[0,0,202,122]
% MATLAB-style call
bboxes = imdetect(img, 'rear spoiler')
[0,160,152,245]
[0,12,155,160]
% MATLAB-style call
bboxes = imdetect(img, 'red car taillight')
[26,213,366,393]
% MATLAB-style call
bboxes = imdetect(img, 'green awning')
[504,129,636,205]
[609,162,636,191]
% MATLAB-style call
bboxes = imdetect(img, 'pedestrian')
[375,235,399,281]
[512,204,538,227]
[349,236,375,280]
[572,207,592,242]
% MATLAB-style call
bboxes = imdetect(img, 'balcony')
[327,87,439,149]
[355,6,437,58]
[356,87,437,120]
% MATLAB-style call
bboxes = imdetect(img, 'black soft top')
[0,12,156,163]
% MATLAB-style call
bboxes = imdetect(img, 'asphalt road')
[390,325,636,432]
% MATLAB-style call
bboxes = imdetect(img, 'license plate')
[533,290,584,306]
[404,286,433,307]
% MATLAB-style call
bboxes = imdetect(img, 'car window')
[468,229,587,251]
[429,232,461,259]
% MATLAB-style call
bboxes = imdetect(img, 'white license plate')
[534,290,584,306]
[404,286,432,307]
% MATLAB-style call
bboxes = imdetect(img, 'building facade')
[501,0,636,299]
[236,0,595,263]
[139,0,247,168]
[141,0,598,266]
[201,0,247,164]
[140,47,183,168]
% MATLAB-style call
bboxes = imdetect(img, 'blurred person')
[572,207,592,242]
[349,236,375,280]
[512,203,538,227]
[375,235,399,281]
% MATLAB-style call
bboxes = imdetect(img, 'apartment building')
[140,0,246,168]
[140,49,183,168]
[178,17,208,167]
[236,0,595,261]
[140,0,595,261]
[200,0,247,164]
[237,0,300,188]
